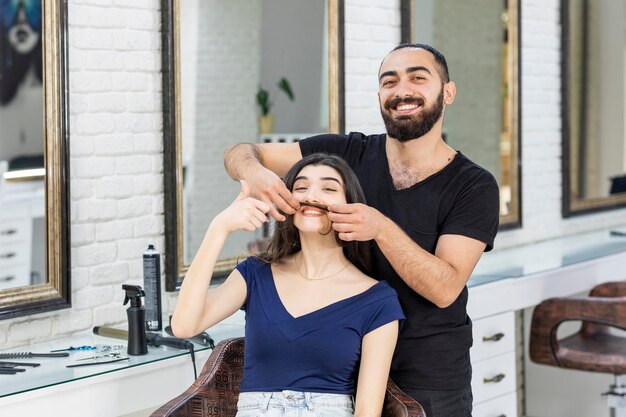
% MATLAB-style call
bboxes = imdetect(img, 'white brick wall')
[3,0,626,347]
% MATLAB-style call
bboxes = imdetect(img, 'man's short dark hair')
[389,43,450,83]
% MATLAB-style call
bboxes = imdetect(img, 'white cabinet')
[471,311,518,416]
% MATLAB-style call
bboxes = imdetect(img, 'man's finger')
[277,187,300,213]
[268,206,286,222]
[328,203,358,214]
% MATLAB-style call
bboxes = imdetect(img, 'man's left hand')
[328,203,386,241]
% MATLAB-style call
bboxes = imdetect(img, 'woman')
[172,153,404,417]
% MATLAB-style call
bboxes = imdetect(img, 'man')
[224,43,499,417]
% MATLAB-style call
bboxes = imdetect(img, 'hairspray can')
[143,244,162,331]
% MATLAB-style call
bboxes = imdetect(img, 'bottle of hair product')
[143,244,162,331]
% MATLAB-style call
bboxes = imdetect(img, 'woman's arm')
[354,321,399,417]
[171,181,269,338]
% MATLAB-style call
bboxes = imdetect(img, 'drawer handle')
[483,332,505,342]
[0,252,16,259]
[483,373,506,384]
[0,275,15,282]
[0,229,17,236]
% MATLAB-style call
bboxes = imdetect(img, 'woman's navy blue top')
[236,257,405,395]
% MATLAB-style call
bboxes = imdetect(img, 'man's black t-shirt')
[299,132,500,391]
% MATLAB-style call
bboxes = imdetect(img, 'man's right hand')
[245,165,300,221]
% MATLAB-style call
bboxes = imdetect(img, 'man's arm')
[328,203,486,308]
[224,142,303,221]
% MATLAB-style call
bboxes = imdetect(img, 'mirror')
[401,0,521,227]
[0,0,70,319]
[562,0,626,216]
[162,0,344,290]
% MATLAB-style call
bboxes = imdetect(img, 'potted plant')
[257,77,295,134]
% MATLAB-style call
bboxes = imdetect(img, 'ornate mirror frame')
[0,0,71,319]
[400,0,522,229]
[161,0,345,291]
[561,0,626,217]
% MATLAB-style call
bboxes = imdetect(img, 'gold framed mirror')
[0,0,70,319]
[562,0,626,216]
[401,0,521,227]
[162,0,345,290]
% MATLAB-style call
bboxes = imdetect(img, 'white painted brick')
[94,176,134,198]
[71,179,94,200]
[94,134,135,155]
[74,157,116,178]
[117,239,152,261]
[73,0,112,5]
[88,7,128,28]
[70,136,95,156]
[69,4,90,27]
[153,195,164,214]
[127,92,161,113]
[112,73,151,92]
[73,286,115,310]
[72,50,125,71]
[115,114,155,134]
[71,28,115,50]
[133,133,162,153]
[51,310,93,336]
[8,318,52,345]
[70,94,89,115]
[75,199,117,222]
[93,304,127,327]
[71,73,113,93]
[72,223,95,246]
[133,216,164,237]
[132,174,162,195]
[72,267,90,291]
[88,93,128,113]
[121,51,161,71]
[112,0,158,9]
[124,9,159,31]
[152,155,163,173]
[75,242,118,267]
[75,114,116,135]
[117,196,153,218]
[95,220,134,241]
[90,262,130,285]
[115,155,152,175]
[113,30,159,51]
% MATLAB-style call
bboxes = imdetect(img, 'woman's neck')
[296,234,348,278]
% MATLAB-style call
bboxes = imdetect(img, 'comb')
[0,352,69,359]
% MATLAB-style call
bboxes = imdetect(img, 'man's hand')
[245,165,300,221]
[328,203,387,241]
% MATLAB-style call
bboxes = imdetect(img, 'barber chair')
[529,282,626,416]
[151,337,426,417]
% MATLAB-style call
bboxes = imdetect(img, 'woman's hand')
[213,180,271,234]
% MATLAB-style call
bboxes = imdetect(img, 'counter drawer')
[0,218,30,245]
[0,242,28,267]
[473,392,517,417]
[471,351,516,404]
[0,264,30,290]
[471,311,515,362]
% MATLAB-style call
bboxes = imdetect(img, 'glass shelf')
[469,226,626,287]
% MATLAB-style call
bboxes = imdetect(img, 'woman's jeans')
[236,391,355,417]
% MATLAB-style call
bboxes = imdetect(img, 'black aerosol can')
[122,284,148,355]
[143,244,162,331]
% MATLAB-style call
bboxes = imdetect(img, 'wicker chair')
[151,337,425,417]
[529,281,626,414]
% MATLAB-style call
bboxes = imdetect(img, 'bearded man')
[224,43,500,417]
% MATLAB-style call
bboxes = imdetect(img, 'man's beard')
[380,89,444,142]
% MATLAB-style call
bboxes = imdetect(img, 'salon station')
[0,0,625,416]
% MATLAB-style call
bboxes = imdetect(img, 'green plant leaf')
[256,87,271,115]
[277,77,295,101]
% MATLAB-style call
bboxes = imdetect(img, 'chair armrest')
[589,281,626,297]
[529,296,626,366]
[151,338,244,417]
[383,378,426,417]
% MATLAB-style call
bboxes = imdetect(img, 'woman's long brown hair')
[259,153,372,275]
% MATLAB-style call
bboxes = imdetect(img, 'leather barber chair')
[529,281,626,416]
[152,337,426,417]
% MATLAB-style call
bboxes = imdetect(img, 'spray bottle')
[122,284,148,356]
